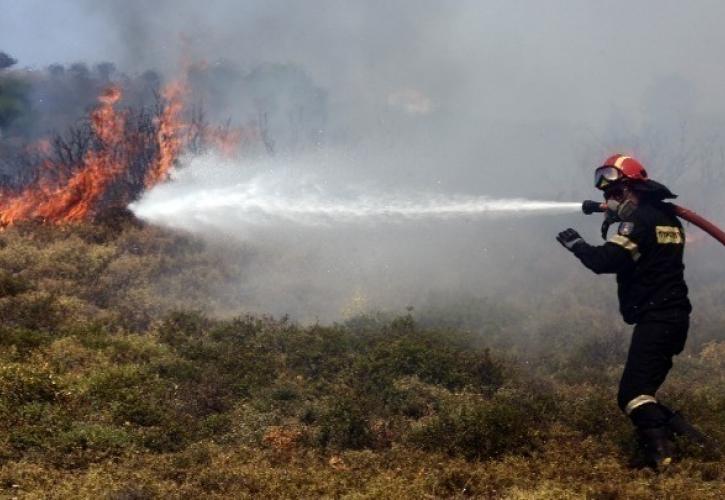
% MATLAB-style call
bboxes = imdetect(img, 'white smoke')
[128,153,582,321]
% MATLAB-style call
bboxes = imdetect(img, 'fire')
[145,81,187,189]
[0,71,245,227]
[0,86,127,225]
[202,125,248,158]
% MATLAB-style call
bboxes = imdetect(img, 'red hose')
[581,200,725,246]
[672,204,725,247]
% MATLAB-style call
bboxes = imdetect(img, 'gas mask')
[601,187,637,239]
[606,197,637,221]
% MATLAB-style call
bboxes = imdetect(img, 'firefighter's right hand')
[556,228,584,252]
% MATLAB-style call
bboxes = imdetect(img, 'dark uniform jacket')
[572,202,692,324]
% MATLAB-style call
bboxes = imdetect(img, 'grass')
[0,215,722,498]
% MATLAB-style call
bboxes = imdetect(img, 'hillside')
[0,218,723,498]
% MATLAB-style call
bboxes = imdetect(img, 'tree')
[0,52,29,134]
[0,76,31,132]
[0,52,17,70]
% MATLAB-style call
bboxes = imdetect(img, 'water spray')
[131,164,583,230]
[582,200,725,246]
[135,194,582,226]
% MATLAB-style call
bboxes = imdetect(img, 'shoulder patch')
[655,226,684,244]
[618,222,635,236]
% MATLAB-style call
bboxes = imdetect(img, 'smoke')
[126,153,585,320]
[3,1,725,321]
[8,1,725,197]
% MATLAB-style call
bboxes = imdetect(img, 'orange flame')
[0,68,248,227]
[0,86,126,225]
[203,125,247,158]
[145,81,187,188]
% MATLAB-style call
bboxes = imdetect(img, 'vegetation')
[0,216,723,498]
[0,53,31,134]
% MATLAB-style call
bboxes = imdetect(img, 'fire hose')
[582,200,725,247]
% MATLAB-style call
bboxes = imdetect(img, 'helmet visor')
[594,166,622,190]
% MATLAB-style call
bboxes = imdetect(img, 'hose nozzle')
[582,200,606,215]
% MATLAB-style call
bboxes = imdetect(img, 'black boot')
[667,411,721,457]
[637,427,675,470]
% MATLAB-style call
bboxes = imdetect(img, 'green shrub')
[157,310,210,348]
[280,324,355,380]
[555,384,626,438]
[0,327,52,356]
[345,319,505,411]
[141,421,192,453]
[105,483,159,500]
[199,413,233,439]
[86,365,169,427]
[407,390,541,460]
[387,376,447,419]
[152,358,200,382]
[0,222,721,495]
[0,271,31,297]
[0,364,58,405]
[52,422,134,460]
[44,335,107,375]
[0,291,62,330]
[6,402,68,453]
[105,335,169,364]
[315,396,374,450]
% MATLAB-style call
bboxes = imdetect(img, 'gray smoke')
[3,0,725,321]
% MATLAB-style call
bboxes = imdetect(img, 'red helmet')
[595,154,648,190]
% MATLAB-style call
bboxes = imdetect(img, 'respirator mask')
[600,185,637,239]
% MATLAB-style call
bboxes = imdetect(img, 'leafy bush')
[0,326,52,357]
[0,364,58,405]
[315,395,374,450]
[407,389,543,460]
[86,365,170,427]
[0,222,721,496]
[0,270,30,297]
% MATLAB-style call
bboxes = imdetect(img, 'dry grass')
[0,217,722,498]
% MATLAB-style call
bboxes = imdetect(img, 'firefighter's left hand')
[556,228,584,251]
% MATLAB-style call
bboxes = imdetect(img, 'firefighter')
[556,154,703,469]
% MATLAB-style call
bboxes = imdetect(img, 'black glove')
[556,228,584,252]
[601,214,614,240]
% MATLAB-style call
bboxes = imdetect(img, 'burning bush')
[0,83,182,225]
[0,57,328,228]
[0,70,241,227]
